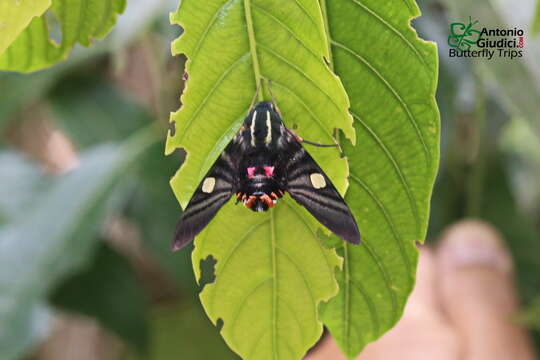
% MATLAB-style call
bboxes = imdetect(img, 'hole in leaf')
[172,148,186,163]
[198,255,217,291]
[45,9,62,45]
[168,121,176,137]
[323,56,331,67]
[216,318,224,332]
[317,229,342,249]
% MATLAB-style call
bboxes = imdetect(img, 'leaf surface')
[167,1,357,358]
[193,199,341,360]
[0,0,51,55]
[318,0,440,357]
[0,0,126,73]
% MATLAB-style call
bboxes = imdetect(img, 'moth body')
[172,101,361,251]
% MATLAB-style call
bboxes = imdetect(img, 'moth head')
[253,101,274,113]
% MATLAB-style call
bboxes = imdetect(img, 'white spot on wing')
[202,177,216,193]
[310,173,326,189]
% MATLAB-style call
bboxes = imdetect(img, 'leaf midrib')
[270,208,278,360]
[244,0,263,101]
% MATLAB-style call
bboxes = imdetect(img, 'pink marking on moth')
[247,167,256,179]
[264,166,274,177]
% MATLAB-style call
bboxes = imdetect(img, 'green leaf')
[51,242,149,352]
[318,0,440,358]
[167,1,355,358]
[0,0,126,73]
[0,0,51,55]
[193,199,341,360]
[0,128,157,360]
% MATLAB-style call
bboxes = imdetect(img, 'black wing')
[279,129,361,245]
[172,139,241,251]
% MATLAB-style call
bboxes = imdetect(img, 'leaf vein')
[349,173,412,277]
[352,112,421,238]
[331,39,430,163]
[190,0,237,62]
[229,277,273,346]
[208,218,270,309]
[76,0,88,45]
[281,201,334,278]
[270,209,278,360]
[258,43,343,115]
[349,277,380,336]
[264,79,334,142]
[174,52,250,144]
[349,174,407,320]
[244,0,263,99]
[343,244,351,355]
[246,328,269,359]
[251,3,320,59]
[290,0,319,30]
[348,0,428,73]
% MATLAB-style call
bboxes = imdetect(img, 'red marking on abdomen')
[247,167,256,179]
[260,194,274,208]
[263,166,274,177]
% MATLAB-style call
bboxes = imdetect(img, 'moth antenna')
[288,128,342,151]
[249,81,262,113]
[267,80,283,116]
[302,139,340,148]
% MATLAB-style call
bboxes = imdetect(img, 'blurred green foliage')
[0,0,126,72]
[0,0,539,359]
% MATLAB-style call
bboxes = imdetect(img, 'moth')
[172,100,361,251]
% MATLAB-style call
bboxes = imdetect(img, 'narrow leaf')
[319,0,440,357]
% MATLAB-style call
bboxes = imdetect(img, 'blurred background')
[0,0,538,359]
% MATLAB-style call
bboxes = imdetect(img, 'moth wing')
[280,135,360,245]
[172,140,241,251]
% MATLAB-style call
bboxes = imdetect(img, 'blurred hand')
[307,220,537,360]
